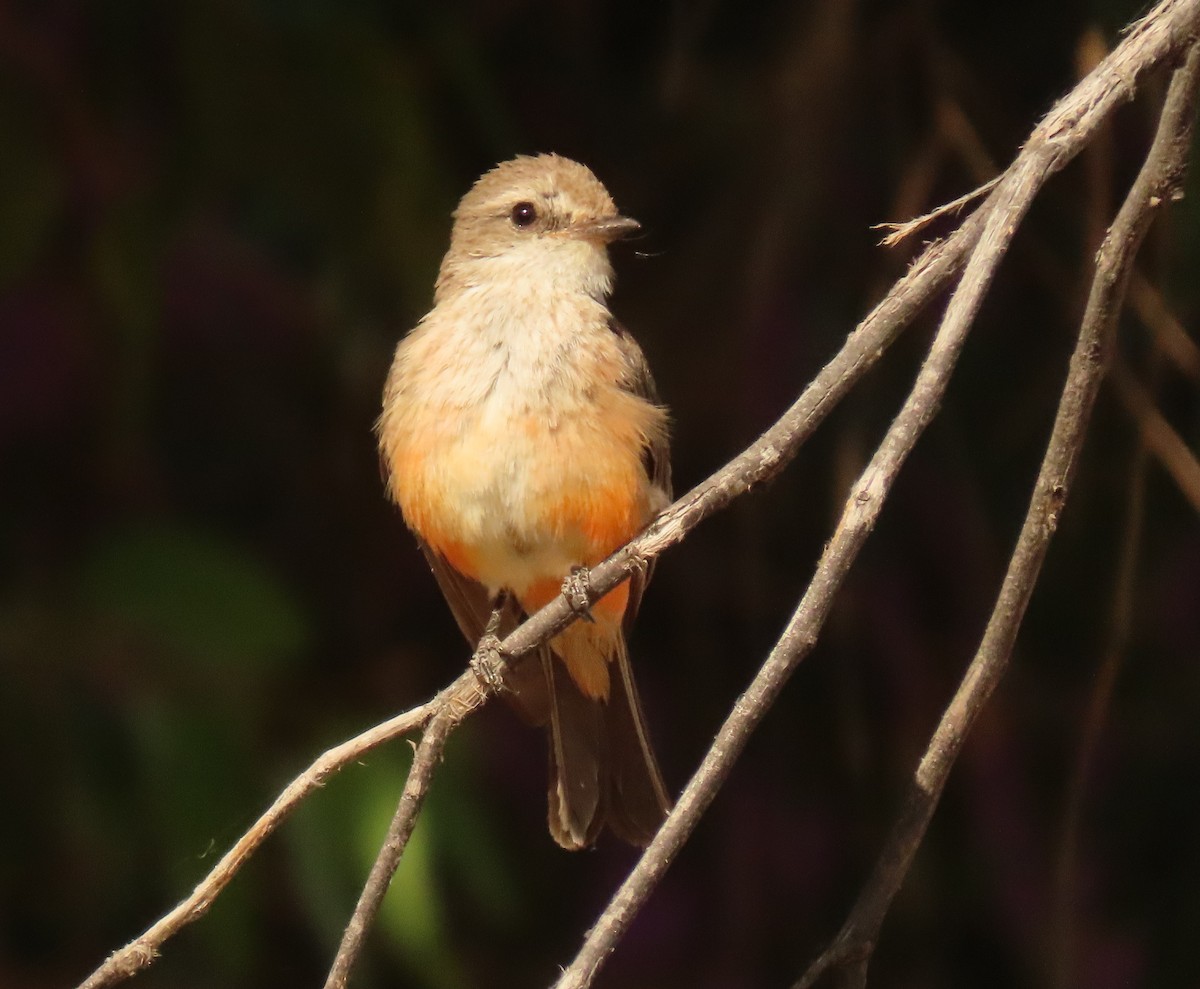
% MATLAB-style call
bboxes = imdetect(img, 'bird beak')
[576,215,641,242]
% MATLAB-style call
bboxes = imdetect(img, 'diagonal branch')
[1129,273,1200,381]
[323,706,456,989]
[553,120,1044,989]
[75,700,437,989]
[1110,357,1200,511]
[554,5,1200,986]
[795,39,1200,989]
[70,4,1200,989]
[1050,365,1153,987]
[311,207,988,989]
[70,166,977,989]
[520,0,1200,655]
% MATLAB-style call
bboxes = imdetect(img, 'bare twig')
[76,700,436,989]
[795,38,1200,989]
[72,133,982,989]
[553,6,1200,987]
[532,0,1200,646]
[71,5,1200,989]
[323,707,455,989]
[875,175,1000,246]
[554,129,1045,989]
[1129,273,1200,380]
[1050,365,1153,987]
[309,212,981,989]
[1050,288,1199,989]
[1049,37,1126,984]
[1110,357,1200,511]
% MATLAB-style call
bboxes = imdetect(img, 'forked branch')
[70,2,1200,987]
[554,3,1200,985]
[795,38,1200,989]
[70,164,978,989]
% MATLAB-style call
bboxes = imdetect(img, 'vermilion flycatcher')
[377,154,672,849]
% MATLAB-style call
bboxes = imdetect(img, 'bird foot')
[561,566,595,622]
[470,631,507,692]
[471,602,509,692]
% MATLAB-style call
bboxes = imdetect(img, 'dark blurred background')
[3,1,1199,987]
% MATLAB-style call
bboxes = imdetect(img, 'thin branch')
[309,206,983,987]
[502,224,987,665]
[516,0,1200,650]
[75,700,437,989]
[1050,363,1153,987]
[1129,272,1200,380]
[554,125,1045,989]
[1049,38,1127,983]
[795,38,1200,989]
[323,707,456,989]
[874,175,1000,247]
[1110,356,1200,511]
[70,6,1200,989]
[72,142,985,989]
[554,6,1200,986]
[874,92,1002,252]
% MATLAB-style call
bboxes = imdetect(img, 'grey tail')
[542,637,671,850]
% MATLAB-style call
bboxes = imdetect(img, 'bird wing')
[609,317,672,628]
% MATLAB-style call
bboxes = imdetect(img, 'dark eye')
[510,201,538,228]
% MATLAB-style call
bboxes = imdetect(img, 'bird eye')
[510,201,538,228]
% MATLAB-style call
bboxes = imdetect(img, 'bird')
[377,153,672,849]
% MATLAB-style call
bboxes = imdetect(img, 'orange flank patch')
[427,536,479,582]
[393,490,482,581]
[384,405,655,703]
[547,480,642,557]
[386,439,484,581]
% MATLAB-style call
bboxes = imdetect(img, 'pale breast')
[380,295,664,596]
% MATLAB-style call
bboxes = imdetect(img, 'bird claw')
[627,551,649,582]
[472,601,509,692]
[470,631,507,692]
[562,566,595,622]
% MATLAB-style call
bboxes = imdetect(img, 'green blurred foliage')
[81,522,308,670]
[1,1,1198,988]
